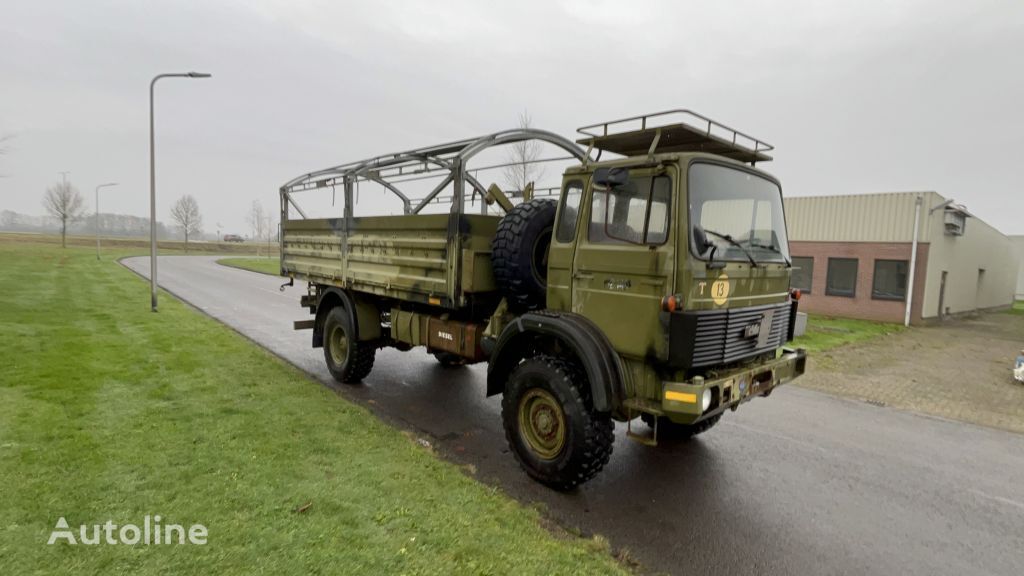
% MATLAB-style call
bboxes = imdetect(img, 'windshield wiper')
[747,241,792,268]
[702,228,758,268]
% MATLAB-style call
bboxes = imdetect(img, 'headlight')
[702,389,712,412]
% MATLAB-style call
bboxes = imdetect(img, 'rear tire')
[491,198,557,311]
[322,306,375,384]
[501,355,614,490]
[641,413,721,441]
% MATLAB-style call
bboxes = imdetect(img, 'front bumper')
[660,347,807,424]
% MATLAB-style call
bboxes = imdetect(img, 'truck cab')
[489,113,805,450]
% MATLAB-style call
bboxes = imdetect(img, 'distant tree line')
[2,209,176,239]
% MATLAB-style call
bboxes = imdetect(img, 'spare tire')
[491,198,557,311]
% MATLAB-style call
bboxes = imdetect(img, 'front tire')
[322,306,375,384]
[501,355,614,490]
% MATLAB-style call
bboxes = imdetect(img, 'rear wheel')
[642,413,721,441]
[322,306,375,384]
[501,355,614,490]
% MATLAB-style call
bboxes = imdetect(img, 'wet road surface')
[122,256,1024,575]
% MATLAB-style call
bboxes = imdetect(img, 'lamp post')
[95,182,118,260]
[149,71,211,312]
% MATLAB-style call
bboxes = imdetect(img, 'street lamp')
[95,182,118,260]
[149,71,211,312]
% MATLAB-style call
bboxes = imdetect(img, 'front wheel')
[322,306,375,384]
[501,355,614,490]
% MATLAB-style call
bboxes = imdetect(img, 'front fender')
[487,311,624,413]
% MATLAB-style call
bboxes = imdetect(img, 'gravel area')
[796,310,1024,434]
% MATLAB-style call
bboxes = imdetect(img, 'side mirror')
[692,225,712,254]
[593,167,630,189]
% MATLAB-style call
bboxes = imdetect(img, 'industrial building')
[784,191,1019,325]
[1013,236,1024,300]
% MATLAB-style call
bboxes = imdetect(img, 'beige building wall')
[918,194,1018,318]
[785,191,936,243]
[1013,236,1024,300]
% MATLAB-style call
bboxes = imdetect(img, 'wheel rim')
[328,323,349,366]
[530,227,552,286]
[518,388,566,460]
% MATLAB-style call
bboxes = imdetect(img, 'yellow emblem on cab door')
[711,274,730,305]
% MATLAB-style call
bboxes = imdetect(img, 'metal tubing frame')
[280,128,588,221]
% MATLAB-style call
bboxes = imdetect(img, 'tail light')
[790,288,802,301]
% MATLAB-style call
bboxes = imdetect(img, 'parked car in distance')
[223,234,245,243]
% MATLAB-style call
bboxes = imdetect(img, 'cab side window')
[555,180,584,243]
[588,174,671,245]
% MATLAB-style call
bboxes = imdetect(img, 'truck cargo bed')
[282,213,500,308]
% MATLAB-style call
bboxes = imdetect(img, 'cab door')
[570,166,677,360]
[546,177,586,311]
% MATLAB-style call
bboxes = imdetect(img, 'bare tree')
[502,110,545,194]
[42,180,85,247]
[247,200,267,256]
[170,195,203,251]
[262,214,278,258]
[1,210,17,229]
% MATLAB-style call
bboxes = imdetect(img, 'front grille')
[669,302,792,369]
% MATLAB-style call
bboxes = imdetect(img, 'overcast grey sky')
[2,0,1022,235]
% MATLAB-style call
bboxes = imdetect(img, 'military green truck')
[279,110,806,490]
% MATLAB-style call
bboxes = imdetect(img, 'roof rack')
[576,109,773,164]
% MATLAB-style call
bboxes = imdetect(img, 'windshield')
[688,162,790,264]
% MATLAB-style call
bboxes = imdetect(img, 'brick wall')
[789,241,929,324]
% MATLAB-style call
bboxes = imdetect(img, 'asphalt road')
[122,255,1024,576]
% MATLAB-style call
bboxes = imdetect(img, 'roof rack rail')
[576,109,773,164]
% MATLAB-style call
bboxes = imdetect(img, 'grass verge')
[217,257,281,276]
[791,315,904,353]
[1009,300,1024,315]
[0,240,625,575]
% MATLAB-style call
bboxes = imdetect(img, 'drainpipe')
[904,195,923,327]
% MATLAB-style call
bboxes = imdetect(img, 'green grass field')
[0,240,625,575]
[1010,300,1024,315]
[791,315,903,353]
[217,256,281,276]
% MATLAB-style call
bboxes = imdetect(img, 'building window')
[791,256,814,293]
[872,259,909,301]
[826,258,858,297]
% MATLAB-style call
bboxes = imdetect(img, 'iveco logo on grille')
[743,322,761,339]
[743,310,775,347]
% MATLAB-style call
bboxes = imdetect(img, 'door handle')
[573,272,594,280]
